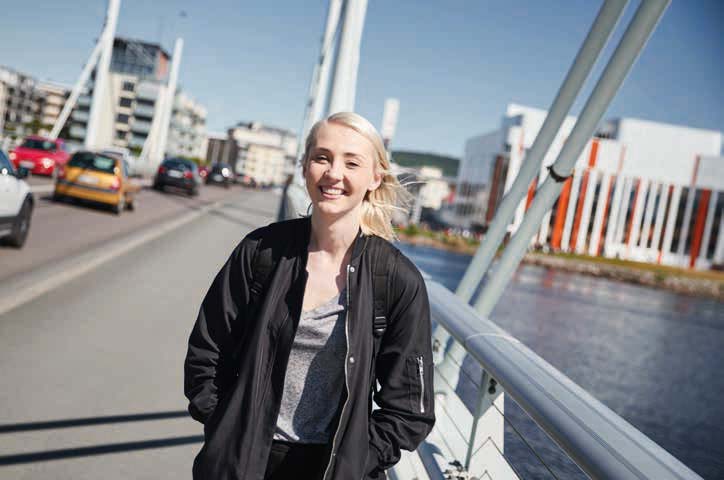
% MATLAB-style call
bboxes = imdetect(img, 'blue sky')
[0,0,722,157]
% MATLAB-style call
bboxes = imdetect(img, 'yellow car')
[54,151,140,215]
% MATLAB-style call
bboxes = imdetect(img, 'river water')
[397,243,724,480]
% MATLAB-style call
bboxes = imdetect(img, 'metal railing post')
[464,369,492,470]
[455,0,628,303]
[475,0,670,317]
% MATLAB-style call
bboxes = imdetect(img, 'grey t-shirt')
[274,290,347,443]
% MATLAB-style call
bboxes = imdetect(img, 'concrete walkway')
[0,191,278,479]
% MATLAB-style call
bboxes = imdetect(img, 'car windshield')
[21,139,56,151]
[164,159,195,171]
[68,152,117,174]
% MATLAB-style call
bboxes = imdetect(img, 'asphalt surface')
[0,188,279,479]
[0,176,267,282]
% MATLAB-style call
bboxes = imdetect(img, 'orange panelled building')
[455,104,724,270]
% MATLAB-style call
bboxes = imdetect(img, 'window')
[119,97,133,108]
[122,81,135,92]
[68,152,117,174]
[20,138,56,151]
[116,114,130,124]
[116,130,126,139]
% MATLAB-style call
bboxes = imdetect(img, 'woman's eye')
[314,156,328,162]
[347,162,360,168]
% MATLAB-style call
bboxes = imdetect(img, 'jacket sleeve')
[183,235,257,424]
[366,254,435,476]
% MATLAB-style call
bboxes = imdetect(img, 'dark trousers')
[264,440,330,480]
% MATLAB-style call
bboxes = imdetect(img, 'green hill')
[390,150,459,177]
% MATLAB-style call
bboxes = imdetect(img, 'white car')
[0,149,34,248]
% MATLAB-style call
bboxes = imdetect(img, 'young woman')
[185,112,435,480]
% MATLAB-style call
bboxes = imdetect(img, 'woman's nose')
[324,162,343,180]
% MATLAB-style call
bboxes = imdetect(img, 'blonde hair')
[303,112,411,241]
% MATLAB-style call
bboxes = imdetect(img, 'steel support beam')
[152,38,183,164]
[475,0,671,317]
[455,0,628,302]
[328,0,368,114]
[297,0,343,161]
[49,41,104,140]
[85,0,120,149]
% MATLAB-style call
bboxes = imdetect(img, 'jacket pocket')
[406,355,426,414]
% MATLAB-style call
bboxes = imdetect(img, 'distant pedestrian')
[185,112,434,480]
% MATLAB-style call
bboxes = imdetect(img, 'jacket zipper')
[322,263,352,480]
[417,356,425,414]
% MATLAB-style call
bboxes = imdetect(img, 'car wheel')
[189,188,199,197]
[7,200,32,248]
[52,192,64,203]
[113,196,125,215]
[126,196,135,211]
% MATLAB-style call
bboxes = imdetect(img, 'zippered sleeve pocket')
[406,355,428,414]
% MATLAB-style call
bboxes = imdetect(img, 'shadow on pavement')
[0,435,203,465]
[0,410,190,434]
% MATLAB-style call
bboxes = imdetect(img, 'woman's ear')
[369,170,383,192]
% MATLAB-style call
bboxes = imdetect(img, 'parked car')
[54,151,140,215]
[153,158,201,196]
[205,163,234,188]
[9,136,70,176]
[99,146,139,177]
[0,149,34,248]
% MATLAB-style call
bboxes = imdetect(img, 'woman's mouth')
[320,186,345,198]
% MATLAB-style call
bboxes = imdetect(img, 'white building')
[459,103,723,270]
[166,91,207,159]
[229,122,297,186]
[417,166,450,210]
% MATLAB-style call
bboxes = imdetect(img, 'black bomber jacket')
[184,217,435,479]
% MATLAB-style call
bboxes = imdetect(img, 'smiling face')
[304,121,382,222]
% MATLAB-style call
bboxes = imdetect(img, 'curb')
[0,200,222,317]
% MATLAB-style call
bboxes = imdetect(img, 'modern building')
[0,66,40,138]
[228,122,297,186]
[453,130,506,228]
[67,37,206,165]
[458,103,723,269]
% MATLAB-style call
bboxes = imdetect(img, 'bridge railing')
[388,275,705,480]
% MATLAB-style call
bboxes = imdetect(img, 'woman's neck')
[309,209,360,259]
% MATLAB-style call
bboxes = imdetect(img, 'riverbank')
[397,232,724,301]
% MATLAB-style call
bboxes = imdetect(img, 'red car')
[9,136,70,176]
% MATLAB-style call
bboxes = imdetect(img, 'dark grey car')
[205,163,234,188]
[153,158,201,196]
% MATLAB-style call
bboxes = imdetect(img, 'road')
[1,177,271,282]
[0,186,279,479]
